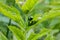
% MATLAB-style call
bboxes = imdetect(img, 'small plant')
[0,0,60,40]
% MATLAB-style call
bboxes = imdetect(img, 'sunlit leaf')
[22,0,39,13]
[8,26,26,40]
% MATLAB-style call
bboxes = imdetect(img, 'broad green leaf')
[0,7,20,23]
[22,0,39,13]
[49,17,60,29]
[45,29,59,40]
[8,26,26,40]
[45,35,55,40]
[0,3,23,21]
[0,3,26,30]
[31,28,51,40]
[15,4,28,28]
[26,29,35,40]
[27,10,60,31]
[28,1,51,16]
[0,32,8,40]
[27,32,35,40]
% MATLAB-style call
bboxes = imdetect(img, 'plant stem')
[6,19,11,38]
[6,0,15,38]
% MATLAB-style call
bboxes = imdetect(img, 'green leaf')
[45,35,55,40]
[49,17,60,29]
[45,29,59,40]
[0,3,26,31]
[26,29,35,40]
[8,26,26,40]
[31,28,51,40]
[22,0,39,13]
[28,2,51,16]
[0,3,21,22]
[27,10,60,31]
[0,7,19,23]
[0,32,8,40]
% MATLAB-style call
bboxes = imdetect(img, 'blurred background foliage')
[0,0,60,40]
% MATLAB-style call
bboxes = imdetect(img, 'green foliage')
[0,32,8,40]
[0,0,60,40]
